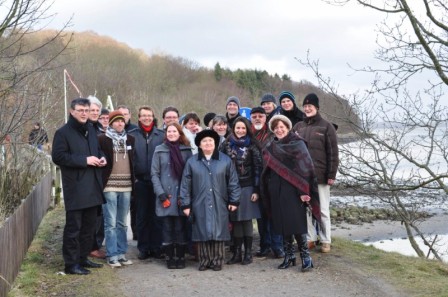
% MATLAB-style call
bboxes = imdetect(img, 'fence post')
[52,165,62,205]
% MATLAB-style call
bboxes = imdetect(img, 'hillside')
[25,30,358,136]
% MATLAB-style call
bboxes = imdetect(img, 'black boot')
[226,237,243,264]
[176,244,186,269]
[165,244,176,269]
[242,236,253,265]
[278,237,296,269]
[298,234,313,272]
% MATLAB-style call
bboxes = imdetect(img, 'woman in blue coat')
[180,129,241,271]
[151,122,193,269]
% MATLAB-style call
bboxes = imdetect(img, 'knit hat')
[203,112,216,127]
[226,96,240,108]
[303,93,320,109]
[260,93,276,105]
[268,114,292,132]
[251,106,266,115]
[195,129,220,148]
[108,110,125,125]
[278,91,296,105]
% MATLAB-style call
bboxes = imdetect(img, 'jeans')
[103,191,131,261]
[257,203,283,252]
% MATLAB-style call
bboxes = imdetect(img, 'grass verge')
[331,237,448,296]
[8,205,121,297]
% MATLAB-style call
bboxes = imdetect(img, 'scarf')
[263,131,321,221]
[106,126,128,162]
[229,134,251,158]
[252,124,270,146]
[139,121,154,134]
[165,140,185,180]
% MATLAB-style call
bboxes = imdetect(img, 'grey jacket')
[180,151,241,241]
[151,143,193,217]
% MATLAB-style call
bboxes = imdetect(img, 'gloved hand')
[159,193,172,208]
[158,193,169,202]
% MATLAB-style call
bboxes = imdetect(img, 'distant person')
[260,93,281,123]
[28,122,49,151]
[203,112,216,129]
[52,98,106,275]
[162,106,180,129]
[225,96,241,128]
[87,95,104,134]
[87,95,106,259]
[98,108,110,133]
[129,106,165,260]
[278,91,304,127]
[250,107,284,259]
[98,110,135,267]
[180,129,241,271]
[182,112,202,154]
[117,105,139,133]
[223,117,262,265]
[262,115,319,272]
[117,104,138,240]
[211,115,229,151]
[151,122,192,269]
[293,93,339,253]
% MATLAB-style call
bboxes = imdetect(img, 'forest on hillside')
[6,30,358,142]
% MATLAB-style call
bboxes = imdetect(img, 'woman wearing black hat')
[262,114,320,272]
[179,129,241,271]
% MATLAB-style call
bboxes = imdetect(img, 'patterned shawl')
[263,131,321,221]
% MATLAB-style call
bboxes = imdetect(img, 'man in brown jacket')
[293,93,339,253]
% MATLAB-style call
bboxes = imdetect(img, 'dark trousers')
[257,204,283,251]
[135,180,163,253]
[63,206,98,266]
[162,216,187,245]
[130,195,137,238]
[92,208,104,250]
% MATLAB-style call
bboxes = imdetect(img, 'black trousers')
[63,206,98,267]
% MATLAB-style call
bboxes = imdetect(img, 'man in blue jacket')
[52,98,107,275]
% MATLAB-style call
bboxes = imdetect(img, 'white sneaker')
[118,258,133,265]
[108,260,122,267]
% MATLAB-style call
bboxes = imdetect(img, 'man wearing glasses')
[52,98,107,275]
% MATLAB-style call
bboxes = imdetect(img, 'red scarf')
[139,121,154,134]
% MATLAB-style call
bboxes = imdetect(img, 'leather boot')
[176,244,186,269]
[298,234,313,272]
[165,244,176,269]
[278,236,296,269]
[226,237,243,264]
[242,236,253,265]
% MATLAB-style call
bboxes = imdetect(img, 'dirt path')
[116,240,406,297]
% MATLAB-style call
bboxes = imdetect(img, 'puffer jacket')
[293,113,339,184]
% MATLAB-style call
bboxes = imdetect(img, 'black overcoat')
[52,115,105,211]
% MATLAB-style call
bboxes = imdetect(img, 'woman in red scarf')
[262,115,320,272]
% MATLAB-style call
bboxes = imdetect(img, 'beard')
[253,124,263,130]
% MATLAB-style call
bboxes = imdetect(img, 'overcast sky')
[46,1,385,96]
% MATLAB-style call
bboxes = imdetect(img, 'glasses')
[74,109,90,113]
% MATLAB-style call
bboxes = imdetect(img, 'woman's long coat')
[179,151,241,241]
[151,143,193,217]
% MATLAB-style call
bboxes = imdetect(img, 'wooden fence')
[0,169,53,297]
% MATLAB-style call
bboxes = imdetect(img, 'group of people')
[51,90,339,275]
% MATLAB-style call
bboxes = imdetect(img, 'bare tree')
[0,0,72,221]
[299,0,448,260]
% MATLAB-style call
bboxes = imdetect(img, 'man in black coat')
[52,98,107,275]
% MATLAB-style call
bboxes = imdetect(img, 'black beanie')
[203,112,216,127]
[303,93,320,109]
